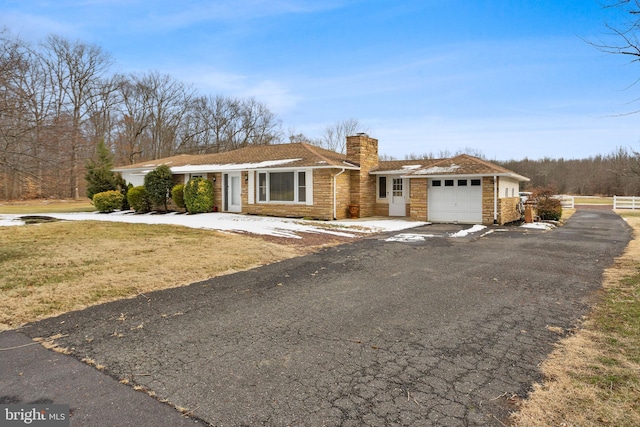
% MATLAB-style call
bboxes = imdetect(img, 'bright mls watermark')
[0,405,69,426]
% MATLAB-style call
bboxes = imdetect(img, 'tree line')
[386,146,640,197]
[498,148,640,196]
[0,30,283,199]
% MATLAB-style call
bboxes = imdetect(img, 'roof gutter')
[333,168,346,220]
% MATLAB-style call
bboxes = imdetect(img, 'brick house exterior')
[114,134,528,225]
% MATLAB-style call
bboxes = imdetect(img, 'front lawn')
[0,221,303,330]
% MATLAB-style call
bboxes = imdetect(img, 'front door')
[224,173,242,213]
[389,177,406,216]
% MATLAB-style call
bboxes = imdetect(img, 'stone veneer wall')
[347,134,379,218]
[211,173,222,212]
[498,197,521,224]
[335,170,351,219]
[374,203,388,216]
[242,169,340,221]
[481,176,496,225]
[481,177,521,225]
[410,178,428,221]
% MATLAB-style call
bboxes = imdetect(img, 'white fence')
[553,195,575,209]
[614,196,640,210]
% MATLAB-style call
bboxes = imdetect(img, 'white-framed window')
[257,170,309,203]
[393,178,403,197]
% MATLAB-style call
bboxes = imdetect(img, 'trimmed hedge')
[93,190,124,213]
[127,186,152,213]
[184,177,214,214]
[172,183,186,210]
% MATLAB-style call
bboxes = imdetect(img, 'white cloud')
[0,11,77,42]
[170,66,300,114]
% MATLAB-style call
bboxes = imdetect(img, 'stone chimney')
[347,133,379,217]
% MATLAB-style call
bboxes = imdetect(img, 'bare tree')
[141,71,194,159]
[41,35,113,198]
[286,127,319,144]
[313,118,366,153]
[115,74,151,164]
[234,97,282,148]
[177,95,282,154]
[594,1,640,62]
[0,30,286,199]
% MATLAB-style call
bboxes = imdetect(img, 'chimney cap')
[354,132,368,137]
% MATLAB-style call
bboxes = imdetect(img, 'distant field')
[573,196,613,205]
[0,199,94,214]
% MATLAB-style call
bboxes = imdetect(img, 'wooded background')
[2,30,639,200]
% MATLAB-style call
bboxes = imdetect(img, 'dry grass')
[0,199,94,214]
[512,214,640,426]
[0,221,304,330]
[574,196,614,206]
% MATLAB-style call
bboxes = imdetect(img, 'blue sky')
[2,0,639,160]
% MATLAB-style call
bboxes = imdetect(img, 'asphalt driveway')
[10,209,632,426]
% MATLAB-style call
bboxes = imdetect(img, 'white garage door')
[428,178,482,224]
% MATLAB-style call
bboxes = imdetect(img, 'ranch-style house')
[113,134,529,225]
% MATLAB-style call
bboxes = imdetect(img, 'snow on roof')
[170,158,301,173]
[413,164,461,175]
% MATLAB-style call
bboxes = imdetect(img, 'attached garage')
[428,177,482,224]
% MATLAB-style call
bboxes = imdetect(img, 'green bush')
[127,186,152,213]
[172,184,186,210]
[144,165,174,211]
[184,177,214,214]
[85,140,119,200]
[93,190,124,213]
[120,182,133,210]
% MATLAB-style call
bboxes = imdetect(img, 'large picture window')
[258,171,308,203]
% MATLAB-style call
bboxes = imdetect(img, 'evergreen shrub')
[172,184,186,210]
[127,186,152,213]
[93,190,124,213]
[184,177,214,214]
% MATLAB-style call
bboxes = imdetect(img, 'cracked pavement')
[18,209,631,426]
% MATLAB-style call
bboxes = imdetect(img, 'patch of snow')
[0,211,425,239]
[384,233,436,242]
[413,164,460,175]
[448,224,486,237]
[402,165,422,170]
[170,159,301,173]
[0,215,24,226]
[521,222,555,230]
[335,219,429,233]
